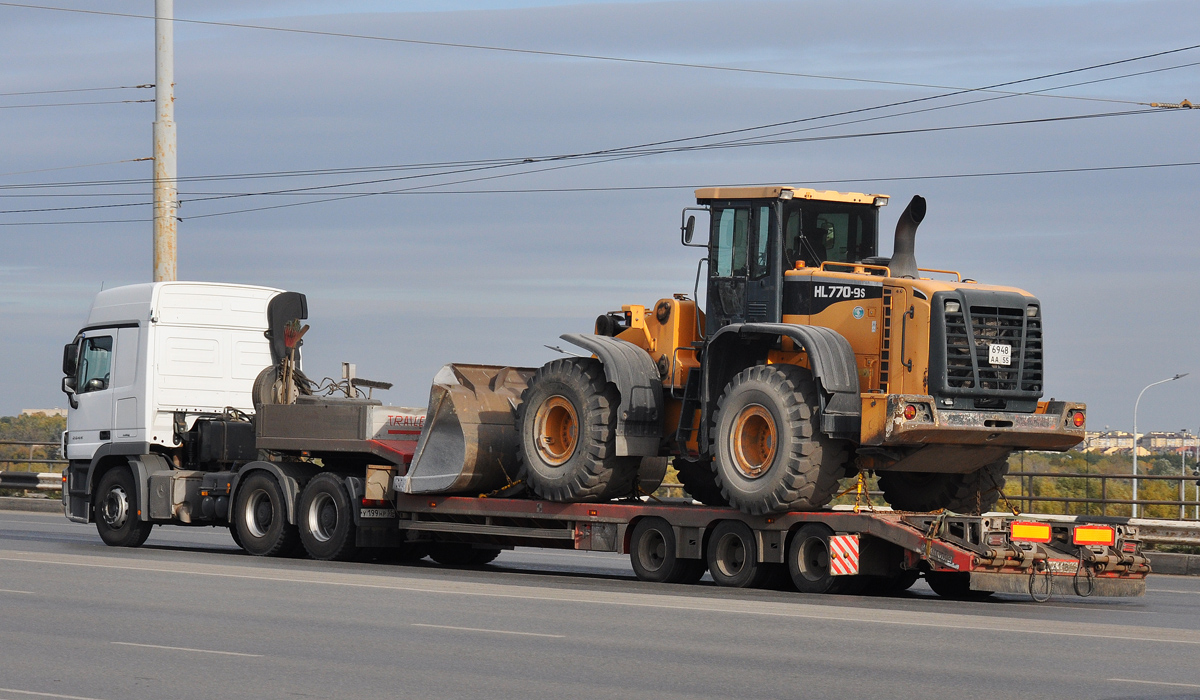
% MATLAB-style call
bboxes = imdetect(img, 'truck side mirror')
[62,342,79,376]
[684,215,696,244]
[61,376,78,409]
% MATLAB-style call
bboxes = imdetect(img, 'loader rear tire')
[671,457,729,507]
[711,365,848,514]
[517,358,639,502]
[878,456,1011,513]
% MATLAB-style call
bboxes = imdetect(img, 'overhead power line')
[0,84,151,97]
[0,99,152,109]
[0,1,1190,109]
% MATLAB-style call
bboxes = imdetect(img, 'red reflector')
[361,498,386,507]
[1122,541,1138,553]
[588,509,598,516]
[1010,521,1052,543]
[903,404,917,420]
[1071,411,1085,428]
[1072,524,1115,546]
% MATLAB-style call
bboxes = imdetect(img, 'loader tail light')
[1071,411,1085,428]
[903,404,917,420]
[1010,521,1052,543]
[1072,524,1115,546]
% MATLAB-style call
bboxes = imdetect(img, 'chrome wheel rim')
[306,492,337,543]
[101,485,129,528]
[244,488,273,539]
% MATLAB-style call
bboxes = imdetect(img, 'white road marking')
[110,641,262,657]
[3,551,1195,646]
[1147,588,1200,595]
[412,623,564,638]
[0,688,109,700]
[0,588,34,594]
[1108,678,1200,689]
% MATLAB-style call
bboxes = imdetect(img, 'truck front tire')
[94,467,153,548]
[298,473,358,561]
[233,472,300,557]
[711,365,847,514]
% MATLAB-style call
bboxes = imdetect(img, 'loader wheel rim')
[534,395,579,467]
[730,404,776,479]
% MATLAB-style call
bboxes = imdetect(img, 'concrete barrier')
[1146,552,1200,576]
[0,496,62,513]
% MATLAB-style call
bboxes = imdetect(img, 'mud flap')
[396,364,536,495]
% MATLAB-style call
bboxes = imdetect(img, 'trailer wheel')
[428,544,501,566]
[233,472,300,557]
[787,523,849,594]
[298,474,359,561]
[517,358,639,502]
[925,571,992,600]
[706,520,770,588]
[711,365,847,514]
[94,467,153,548]
[671,458,729,507]
[878,456,1011,513]
[629,517,704,584]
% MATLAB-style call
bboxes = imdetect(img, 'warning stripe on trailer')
[829,534,860,576]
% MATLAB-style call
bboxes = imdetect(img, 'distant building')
[1082,429,1198,454]
[19,409,66,418]
[1082,430,1134,451]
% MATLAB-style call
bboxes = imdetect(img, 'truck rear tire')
[706,520,770,588]
[877,456,1011,513]
[233,472,301,557]
[711,365,847,514]
[671,457,729,507]
[298,473,359,561]
[629,517,704,584]
[94,467,153,548]
[517,358,639,502]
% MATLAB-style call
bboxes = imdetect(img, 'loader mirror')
[684,215,696,244]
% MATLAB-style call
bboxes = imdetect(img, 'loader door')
[707,203,778,334]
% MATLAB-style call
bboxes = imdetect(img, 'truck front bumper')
[862,394,1085,451]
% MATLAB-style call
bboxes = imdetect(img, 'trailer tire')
[711,365,847,514]
[671,458,729,507]
[706,520,770,588]
[787,523,844,594]
[298,473,359,561]
[428,544,501,566]
[517,358,639,502]
[94,467,153,548]
[629,517,704,584]
[233,472,300,557]
[878,456,1011,513]
[925,571,992,600]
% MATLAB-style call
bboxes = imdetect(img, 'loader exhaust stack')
[889,195,926,279]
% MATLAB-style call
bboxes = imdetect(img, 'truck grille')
[944,305,1041,394]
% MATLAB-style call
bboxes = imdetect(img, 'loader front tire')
[711,365,848,514]
[878,456,1011,513]
[517,358,638,502]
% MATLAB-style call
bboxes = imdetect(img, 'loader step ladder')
[674,366,704,458]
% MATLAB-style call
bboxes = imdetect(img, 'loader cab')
[695,186,886,336]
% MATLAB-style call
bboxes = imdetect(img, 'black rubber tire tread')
[878,455,1011,513]
[428,544,501,566]
[228,524,243,551]
[706,520,771,588]
[232,472,301,557]
[671,457,729,507]
[711,364,848,514]
[629,517,704,584]
[925,571,993,600]
[297,473,359,561]
[94,467,153,548]
[517,358,639,502]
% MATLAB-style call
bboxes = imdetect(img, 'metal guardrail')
[0,440,65,474]
[0,472,61,490]
[1008,471,1200,518]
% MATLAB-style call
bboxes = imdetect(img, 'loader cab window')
[76,335,113,394]
[783,202,878,268]
[713,205,772,279]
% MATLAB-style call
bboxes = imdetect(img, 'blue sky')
[1,0,1197,432]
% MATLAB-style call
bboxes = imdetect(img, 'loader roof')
[694,186,887,206]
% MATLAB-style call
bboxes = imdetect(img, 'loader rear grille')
[941,303,1041,398]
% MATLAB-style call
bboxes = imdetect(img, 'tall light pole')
[152,0,177,282]
[1132,373,1188,518]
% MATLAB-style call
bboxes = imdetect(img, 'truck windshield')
[782,202,877,268]
[76,336,113,393]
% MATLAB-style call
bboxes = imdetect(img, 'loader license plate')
[360,508,396,519]
[988,343,1012,366]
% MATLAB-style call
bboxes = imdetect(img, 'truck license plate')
[988,343,1012,366]
[359,508,396,519]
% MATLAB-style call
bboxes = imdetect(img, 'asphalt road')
[1,509,1198,700]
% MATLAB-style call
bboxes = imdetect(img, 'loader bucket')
[397,363,536,495]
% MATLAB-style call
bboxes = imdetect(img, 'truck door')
[707,203,778,333]
[66,332,115,460]
[110,327,142,444]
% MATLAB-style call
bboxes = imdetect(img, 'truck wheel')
[94,467,153,548]
[925,571,992,600]
[517,358,639,502]
[428,544,501,566]
[629,517,704,584]
[711,365,847,514]
[671,458,729,507]
[298,474,359,561]
[233,472,300,557]
[878,456,1011,513]
[787,523,837,593]
[706,520,770,588]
